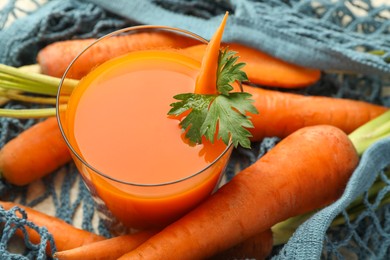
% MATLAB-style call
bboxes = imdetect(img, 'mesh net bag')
[0,0,389,259]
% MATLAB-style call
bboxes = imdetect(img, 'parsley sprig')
[168,48,258,148]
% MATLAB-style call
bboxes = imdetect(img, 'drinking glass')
[56,26,233,234]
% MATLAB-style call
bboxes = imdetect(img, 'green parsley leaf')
[201,93,257,148]
[217,49,248,95]
[168,93,215,144]
[168,48,258,148]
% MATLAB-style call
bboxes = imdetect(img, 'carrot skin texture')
[54,230,157,260]
[37,38,94,78]
[37,31,199,79]
[245,85,388,141]
[0,117,72,186]
[0,201,105,253]
[210,229,273,260]
[118,125,359,260]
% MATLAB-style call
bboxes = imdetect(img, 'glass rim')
[56,25,233,187]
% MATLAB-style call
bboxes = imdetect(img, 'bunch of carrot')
[0,12,389,259]
[48,111,390,260]
[111,13,387,259]
[0,124,359,259]
[0,55,386,186]
[3,108,390,259]
[0,21,323,187]
[0,200,273,259]
[116,124,359,260]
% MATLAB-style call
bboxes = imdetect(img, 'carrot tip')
[195,11,229,94]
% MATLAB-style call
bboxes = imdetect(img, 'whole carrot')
[118,125,359,260]
[52,229,272,260]
[37,31,199,79]
[185,43,321,88]
[0,117,72,186]
[53,230,158,260]
[245,85,388,141]
[37,28,321,89]
[0,201,105,253]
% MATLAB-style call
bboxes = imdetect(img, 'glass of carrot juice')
[56,26,233,233]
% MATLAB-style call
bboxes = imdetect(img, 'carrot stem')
[0,88,57,104]
[271,212,314,245]
[0,64,75,118]
[0,107,56,118]
[272,162,390,245]
[0,64,77,96]
[348,110,390,155]
[0,78,55,95]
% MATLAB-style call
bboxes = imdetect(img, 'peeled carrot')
[0,117,72,186]
[117,125,359,260]
[37,31,199,79]
[194,12,229,94]
[185,43,321,88]
[53,230,158,260]
[244,85,388,141]
[0,201,105,254]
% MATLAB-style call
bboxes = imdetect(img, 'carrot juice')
[62,49,232,230]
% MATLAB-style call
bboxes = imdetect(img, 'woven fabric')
[0,0,134,66]
[0,0,389,259]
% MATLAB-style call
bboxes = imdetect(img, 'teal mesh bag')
[0,0,389,259]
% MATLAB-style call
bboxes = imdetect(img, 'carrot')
[194,12,229,94]
[1,87,381,186]
[117,125,359,260]
[52,229,272,260]
[211,229,273,260]
[53,230,158,260]
[37,31,199,79]
[185,43,321,88]
[245,84,388,141]
[37,26,320,89]
[1,87,382,187]
[0,117,72,186]
[0,201,105,254]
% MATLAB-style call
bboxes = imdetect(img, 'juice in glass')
[57,27,233,231]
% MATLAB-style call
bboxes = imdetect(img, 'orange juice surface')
[65,50,231,229]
